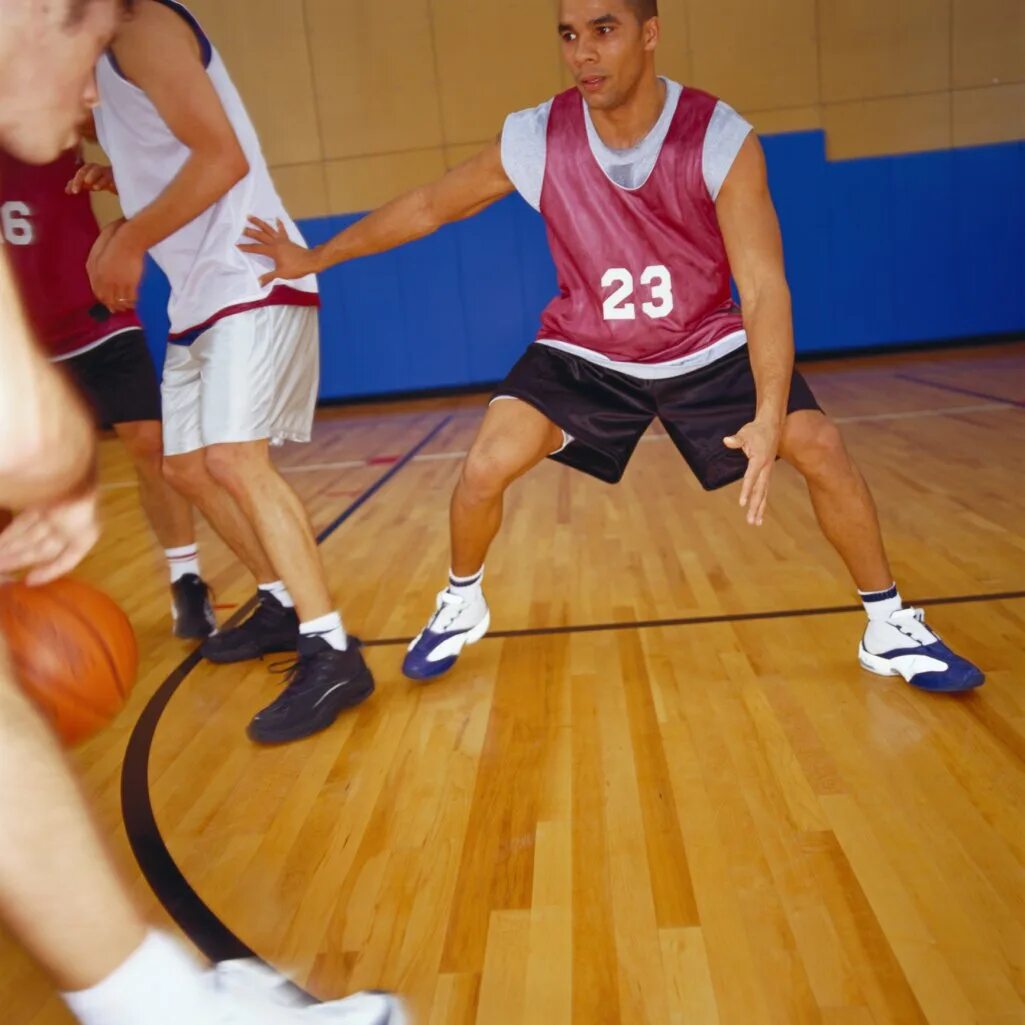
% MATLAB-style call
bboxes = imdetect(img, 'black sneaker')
[201,590,300,664]
[171,574,216,639]
[247,635,375,745]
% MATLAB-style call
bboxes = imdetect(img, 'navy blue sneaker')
[859,607,984,693]
[402,588,490,681]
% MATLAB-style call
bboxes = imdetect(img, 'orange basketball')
[0,578,138,746]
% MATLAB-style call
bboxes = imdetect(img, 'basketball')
[0,578,138,746]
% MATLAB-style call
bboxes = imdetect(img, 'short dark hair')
[625,0,659,21]
[65,0,137,28]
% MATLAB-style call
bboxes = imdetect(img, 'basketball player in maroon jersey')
[0,146,215,638]
[244,0,982,694]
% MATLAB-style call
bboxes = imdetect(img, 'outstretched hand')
[723,418,781,527]
[239,217,319,287]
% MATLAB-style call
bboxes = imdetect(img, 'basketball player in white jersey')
[244,0,983,695]
[0,2,404,1021]
[74,0,373,744]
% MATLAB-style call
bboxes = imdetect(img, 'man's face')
[0,0,119,163]
[558,0,658,112]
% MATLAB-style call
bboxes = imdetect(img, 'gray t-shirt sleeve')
[703,100,753,201]
[500,99,553,212]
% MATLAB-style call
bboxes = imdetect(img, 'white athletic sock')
[258,580,295,609]
[63,932,208,1025]
[859,583,902,622]
[165,545,200,584]
[300,611,347,651]
[448,567,484,601]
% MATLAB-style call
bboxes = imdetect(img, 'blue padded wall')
[137,131,1025,401]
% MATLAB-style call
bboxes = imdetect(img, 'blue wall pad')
[136,132,1025,401]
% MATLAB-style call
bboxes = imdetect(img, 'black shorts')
[60,329,162,429]
[495,343,822,490]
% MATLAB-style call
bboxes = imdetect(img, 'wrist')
[111,218,147,258]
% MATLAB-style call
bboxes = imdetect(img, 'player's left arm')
[716,133,795,527]
[88,2,250,312]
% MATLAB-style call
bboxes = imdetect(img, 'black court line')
[120,415,452,974]
[363,589,1025,649]
[896,373,1025,410]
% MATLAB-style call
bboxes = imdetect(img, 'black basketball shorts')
[494,343,822,490]
[59,329,163,429]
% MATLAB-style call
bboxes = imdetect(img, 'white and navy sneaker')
[859,607,984,693]
[402,588,490,681]
[212,958,407,1022]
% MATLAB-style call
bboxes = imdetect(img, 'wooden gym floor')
[1,342,1022,1025]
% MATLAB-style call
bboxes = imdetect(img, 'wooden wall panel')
[305,0,444,160]
[745,107,823,136]
[824,93,952,159]
[688,0,819,110]
[953,84,1025,147]
[819,0,951,102]
[653,0,693,87]
[324,148,448,214]
[952,0,1025,89]
[186,0,323,167]
[431,0,564,144]
[270,163,330,221]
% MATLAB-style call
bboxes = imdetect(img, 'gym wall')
[126,0,1025,399]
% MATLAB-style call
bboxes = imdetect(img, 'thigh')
[161,340,204,457]
[471,396,567,477]
[495,344,655,484]
[62,330,162,428]
[656,346,822,491]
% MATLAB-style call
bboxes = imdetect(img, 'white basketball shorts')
[162,304,319,456]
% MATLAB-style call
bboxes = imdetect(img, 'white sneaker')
[402,587,490,680]
[859,607,984,693]
[211,959,407,1023]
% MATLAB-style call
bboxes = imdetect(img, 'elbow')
[740,274,791,316]
[223,145,249,189]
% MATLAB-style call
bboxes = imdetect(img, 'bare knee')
[163,451,211,498]
[459,438,537,503]
[203,443,270,498]
[781,412,851,482]
[116,421,164,478]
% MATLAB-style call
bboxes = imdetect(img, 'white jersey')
[94,0,318,339]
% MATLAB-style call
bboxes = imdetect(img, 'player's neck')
[588,73,666,151]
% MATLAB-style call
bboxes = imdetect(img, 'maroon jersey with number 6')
[537,87,744,365]
[0,148,140,359]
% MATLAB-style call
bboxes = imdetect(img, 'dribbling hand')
[239,216,319,286]
[0,490,100,586]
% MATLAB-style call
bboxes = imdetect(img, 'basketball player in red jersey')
[252,0,983,694]
[0,146,215,638]
[0,2,405,1021]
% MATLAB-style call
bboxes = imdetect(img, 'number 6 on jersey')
[601,264,674,322]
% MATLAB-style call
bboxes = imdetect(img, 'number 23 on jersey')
[602,265,674,322]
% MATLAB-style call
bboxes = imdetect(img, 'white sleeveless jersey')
[94,0,318,338]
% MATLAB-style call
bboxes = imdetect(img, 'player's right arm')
[240,141,515,285]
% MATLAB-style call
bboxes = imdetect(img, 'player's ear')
[642,16,660,53]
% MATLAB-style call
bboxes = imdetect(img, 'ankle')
[448,567,484,599]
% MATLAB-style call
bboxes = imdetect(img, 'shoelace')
[428,589,471,633]
[888,607,940,646]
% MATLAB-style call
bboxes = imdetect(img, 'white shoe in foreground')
[402,588,490,680]
[212,959,408,1023]
[859,607,984,693]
